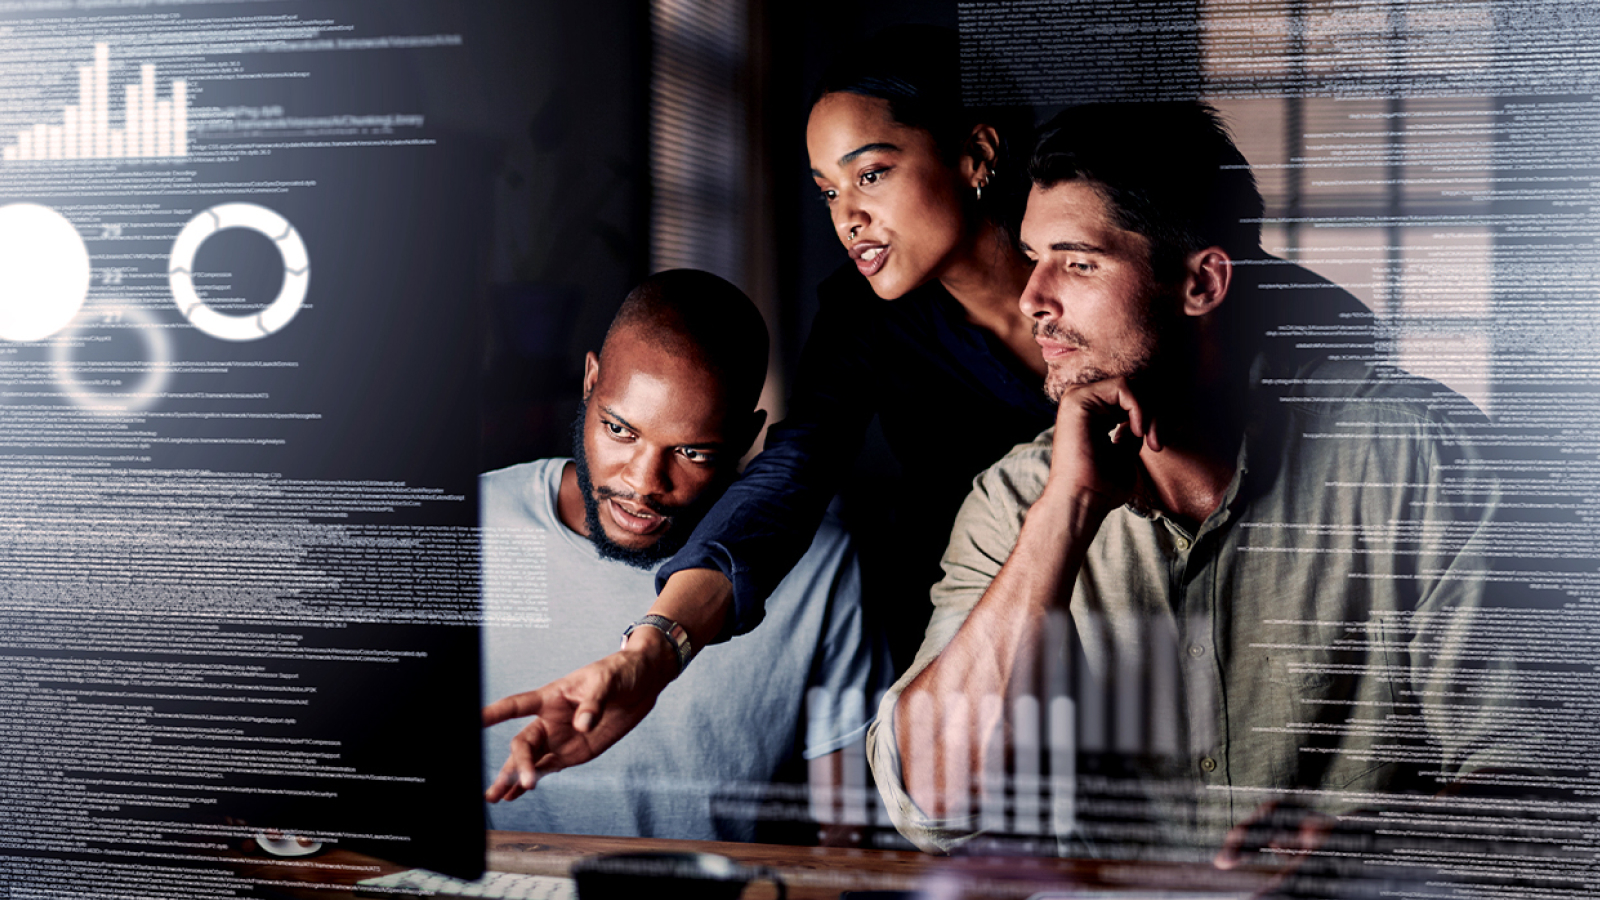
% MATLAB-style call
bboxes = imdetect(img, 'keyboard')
[355,868,576,899]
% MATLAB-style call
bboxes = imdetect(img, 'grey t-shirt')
[481,458,888,841]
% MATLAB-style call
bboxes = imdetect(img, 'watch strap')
[620,614,694,674]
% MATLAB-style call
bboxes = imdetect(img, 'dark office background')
[478,0,965,474]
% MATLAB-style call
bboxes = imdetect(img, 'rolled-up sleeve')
[866,433,1052,853]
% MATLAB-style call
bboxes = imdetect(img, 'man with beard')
[867,103,1537,882]
[480,269,886,841]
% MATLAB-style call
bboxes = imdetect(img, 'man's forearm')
[895,485,1109,817]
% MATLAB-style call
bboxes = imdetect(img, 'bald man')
[479,269,888,842]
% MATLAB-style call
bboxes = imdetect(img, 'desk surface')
[487,831,1269,898]
[238,831,1271,900]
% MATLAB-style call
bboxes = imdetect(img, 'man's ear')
[960,123,1001,188]
[581,351,600,400]
[1181,247,1232,318]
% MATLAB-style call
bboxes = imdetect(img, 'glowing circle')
[168,203,310,341]
[50,303,172,414]
[0,203,91,342]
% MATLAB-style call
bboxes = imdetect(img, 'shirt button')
[1200,756,1218,773]
[1174,536,1191,551]
[1188,643,1205,658]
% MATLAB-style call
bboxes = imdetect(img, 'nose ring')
[848,225,860,242]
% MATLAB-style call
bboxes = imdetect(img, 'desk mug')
[571,851,786,899]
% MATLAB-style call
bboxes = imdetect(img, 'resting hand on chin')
[1043,375,1159,513]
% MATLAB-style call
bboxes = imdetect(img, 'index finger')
[1075,376,1152,446]
[482,690,543,727]
[485,739,538,803]
[1107,378,1150,445]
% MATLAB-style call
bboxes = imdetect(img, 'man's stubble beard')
[1036,264,1189,402]
[1038,316,1162,404]
[569,405,717,570]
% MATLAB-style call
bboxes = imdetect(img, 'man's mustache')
[1032,319,1089,349]
[593,485,679,520]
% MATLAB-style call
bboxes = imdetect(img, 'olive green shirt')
[868,357,1531,857]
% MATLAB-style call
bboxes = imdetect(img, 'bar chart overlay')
[3,43,188,162]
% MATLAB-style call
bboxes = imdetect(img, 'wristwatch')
[620,614,695,674]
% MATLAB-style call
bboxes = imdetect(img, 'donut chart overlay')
[168,203,309,341]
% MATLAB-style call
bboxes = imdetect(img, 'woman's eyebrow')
[838,141,900,166]
[811,141,902,178]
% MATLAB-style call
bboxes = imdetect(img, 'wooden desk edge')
[487,831,1274,896]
